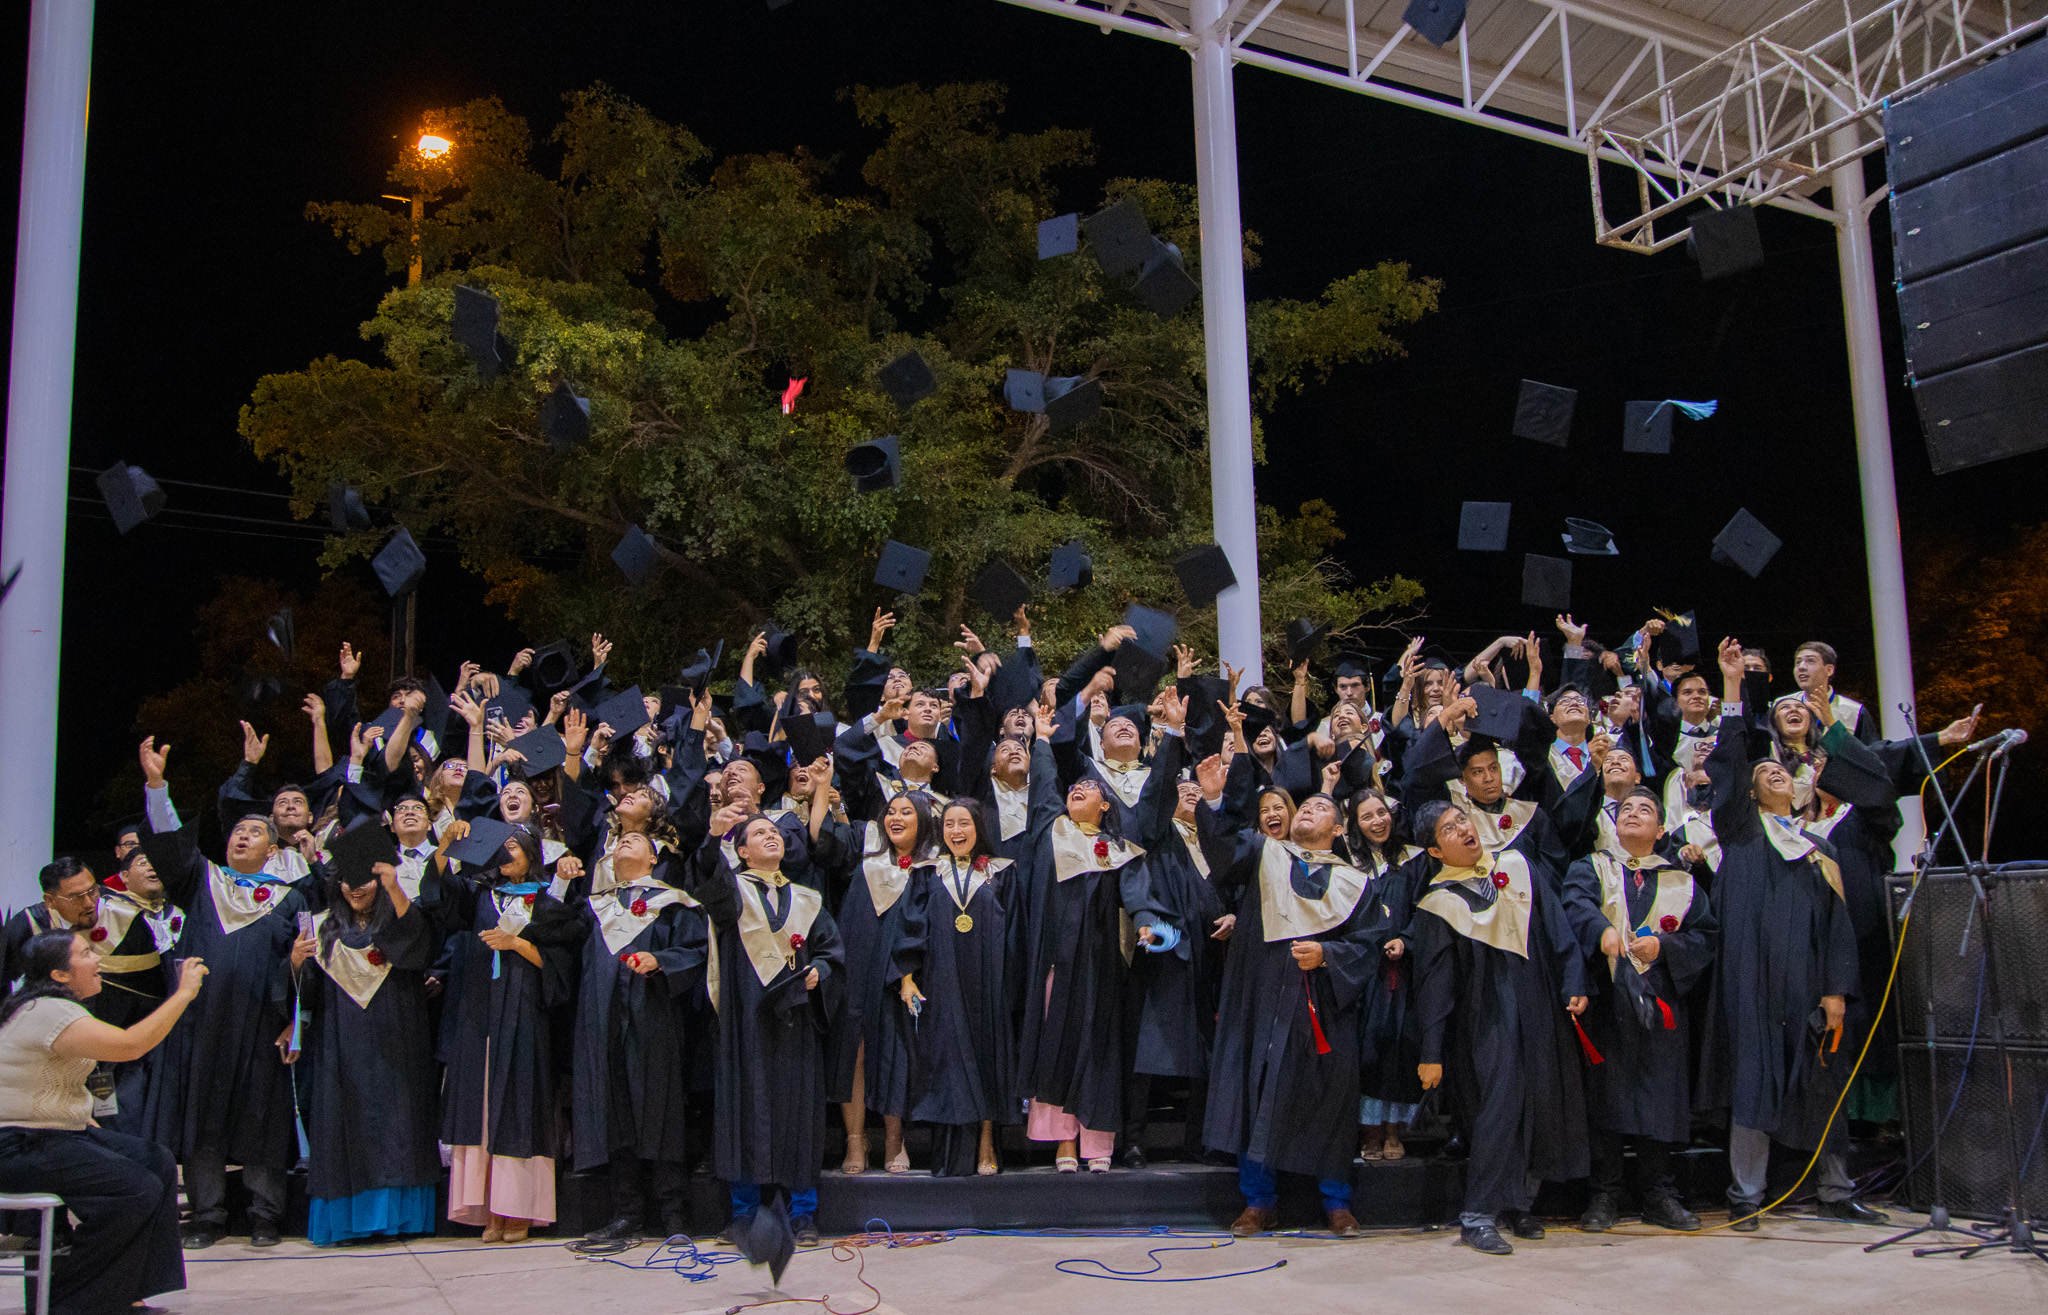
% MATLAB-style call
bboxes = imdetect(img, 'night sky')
[3,0,2041,851]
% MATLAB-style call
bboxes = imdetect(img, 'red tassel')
[1303,973,1332,1055]
[1657,997,1676,1031]
[1572,1014,1604,1064]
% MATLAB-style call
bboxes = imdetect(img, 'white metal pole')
[0,0,95,913]
[1190,0,1265,686]
[1828,127,1922,864]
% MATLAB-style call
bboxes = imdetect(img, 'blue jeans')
[1239,1157,1350,1213]
[730,1182,818,1219]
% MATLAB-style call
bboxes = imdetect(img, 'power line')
[69,464,295,499]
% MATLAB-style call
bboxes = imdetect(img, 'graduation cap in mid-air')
[1562,517,1619,556]
[1688,203,1765,282]
[760,623,799,675]
[1135,239,1199,318]
[446,816,519,869]
[325,819,399,886]
[539,381,591,452]
[483,682,535,729]
[507,724,567,774]
[1003,369,1046,414]
[1458,501,1511,552]
[971,560,1033,621]
[1049,539,1093,592]
[266,607,295,664]
[611,525,659,587]
[372,528,427,597]
[420,674,452,750]
[678,641,723,695]
[96,463,167,535]
[1038,213,1079,260]
[738,1186,797,1285]
[1651,609,1702,666]
[1403,0,1467,47]
[1522,553,1572,610]
[1043,376,1102,433]
[987,654,1042,718]
[451,285,511,381]
[1083,198,1153,277]
[844,434,901,493]
[877,351,937,408]
[1172,543,1237,609]
[1468,683,1529,743]
[1512,380,1576,447]
[327,483,371,532]
[781,709,837,765]
[1112,603,1177,700]
[874,540,932,595]
[529,641,580,693]
[1285,618,1328,667]
[590,686,652,741]
[1712,508,1782,578]
[1624,399,1719,454]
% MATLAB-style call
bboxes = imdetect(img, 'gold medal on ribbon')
[954,912,974,933]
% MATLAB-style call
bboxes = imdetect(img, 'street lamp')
[416,133,451,159]
[401,132,452,287]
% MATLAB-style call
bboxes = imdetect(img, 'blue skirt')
[307,1185,438,1246]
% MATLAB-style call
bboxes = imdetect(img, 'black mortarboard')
[739,1179,797,1284]
[451,285,506,381]
[678,641,723,695]
[591,686,651,741]
[373,528,427,597]
[877,351,937,408]
[1285,618,1328,667]
[326,819,399,885]
[1652,611,1701,664]
[111,813,147,846]
[1404,0,1467,46]
[760,623,798,675]
[1339,741,1379,792]
[782,709,837,765]
[539,381,591,452]
[971,560,1033,620]
[1420,644,1453,672]
[1458,501,1511,552]
[1522,553,1572,610]
[1712,508,1782,578]
[1043,376,1102,433]
[874,540,931,595]
[483,682,534,728]
[421,673,452,749]
[1468,683,1528,742]
[741,730,791,798]
[1172,543,1237,609]
[1003,369,1046,413]
[266,607,295,664]
[844,434,901,493]
[611,525,659,587]
[988,655,1040,717]
[1512,380,1576,447]
[1561,517,1619,555]
[1121,603,1178,658]
[96,463,166,535]
[1688,203,1765,282]
[1111,642,1167,701]
[1135,238,1199,318]
[1623,400,1675,454]
[1179,674,1231,759]
[327,483,370,532]
[1038,212,1079,260]
[447,816,517,868]
[1084,198,1153,277]
[1237,699,1278,743]
[1334,651,1373,679]
[508,724,567,774]
[1049,539,1093,592]
[529,640,580,693]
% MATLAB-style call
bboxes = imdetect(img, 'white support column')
[1190,0,1265,685]
[1828,127,1922,864]
[0,0,95,913]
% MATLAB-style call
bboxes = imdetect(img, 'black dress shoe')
[792,1214,821,1247]
[1119,1144,1148,1171]
[1578,1192,1618,1233]
[1500,1209,1545,1240]
[1816,1198,1890,1225]
[1640,1197,1701,1232]
[1728,1204,1762,1232]
[584,1216,643,1244]
[180,1225,224,1251]
[1460,1223,1513,1256]
[248,1218,281,1248]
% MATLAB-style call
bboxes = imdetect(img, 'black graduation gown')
[1352,848,1432,1107]
[1412,851,1592,1215]
[893,856,1020,1172]
[685,841,847,1193]
[1128,735,1226,1080]
[568,878,709,1173]
[295,902,443,1201]
[815,820,917,1116]
[138,822,303,1170]
[1697,713,1861,1150]
[1015,819,1162,1133]
[437,872,572,1161]
[1193,812,1378,1182]
[1811,722,1909,1090]
[1561,853,1717,1142]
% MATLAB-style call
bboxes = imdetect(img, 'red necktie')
[1566,746,1585,770]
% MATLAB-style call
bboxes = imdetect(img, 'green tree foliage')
[247,83,1436,691]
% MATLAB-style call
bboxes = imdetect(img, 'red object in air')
[781,377,807,414]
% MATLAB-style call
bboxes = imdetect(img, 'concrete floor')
[13,1210,2046,1314]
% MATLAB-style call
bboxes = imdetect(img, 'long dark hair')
[0,930,82,1032]
[1067,777,1128,845]
[938,799,997,864]
[872,791,937,862]
[492,827,545,884]
[318,870,397,963]
[1341,788,1400,869]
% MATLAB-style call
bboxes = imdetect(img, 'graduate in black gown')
[1410,798,1591,1257]
[437,825,571,1242]
[1191,755,1378,1238]
[688,793,847,1263]
[894,798,1019,1176]
[288,838,443,1245]
[813,791,932,1175]
[1560,787,1716,1234]
[1341,789,1428,1163]
[137,758,304,1250]
[570,831,709,1243]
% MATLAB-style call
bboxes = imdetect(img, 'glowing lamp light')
[417,134,453,160]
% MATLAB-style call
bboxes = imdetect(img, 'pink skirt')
[446,1037,556,1225]
[1026,969,1114,1157]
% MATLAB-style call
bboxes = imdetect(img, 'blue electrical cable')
[1052,1235,1285,1283]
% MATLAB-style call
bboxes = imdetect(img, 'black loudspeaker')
[1886,37,2048,474]
[1887,866,2048,1044]
[1897,1043,2048,1221]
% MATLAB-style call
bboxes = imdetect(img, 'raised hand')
[1555,613,1588,647]
[961,652,991,698]
[590,633,613,669]
[1033,701,1057,740]
[546,689,570,726]
[1099,624,1136,652]
[1195,752,1227,799]
[139,737,171,787]
[457,660,481,692]
[1717,636,1745,683]
[338,642,361,680]
[240,720,270,765]
[562,706,590,757]
[1938,704,1984,747]
[868,609,897,652]
[956,625,986,657]
[507,647,535,676]
[1012,604,1031,637]
[451,690,487,729]
[1173,644,1197,678]
[302,693,325,725]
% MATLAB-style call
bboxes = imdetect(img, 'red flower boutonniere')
[523,893,537,908]
[252,886,272,904]
[898,855,913,870]
[973,855,990,872]
[789,933,805,952]
[89,927,107,942]
[1659,915,1680,933]
[1497,816,1516,833]
[365,949,386,967]
[1094,838,1110,860]
[631,899,649,917]
[1492,872,1510,889]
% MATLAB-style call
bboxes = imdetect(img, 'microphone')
[1964,727,2026,753]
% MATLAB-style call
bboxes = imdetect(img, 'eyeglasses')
[50,885,101,907]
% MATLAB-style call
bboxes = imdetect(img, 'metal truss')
[1588,0,2048,254]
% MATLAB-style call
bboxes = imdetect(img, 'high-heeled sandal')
[480,1215,505,1244]
[1381,1131,1406,1161]
[1055,1156,1079,1173]
[841,1131,869,1175]
[501,1219,530,1244]
[885,1145,911,1174]
[1087,1157,1111,1173]
[977,1155,1000,1176]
